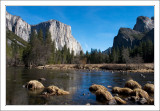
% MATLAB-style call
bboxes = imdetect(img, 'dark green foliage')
[130,40,154,63]
[6,28,154,67]
[84,39,153,64]
[85,49,109,64]
[38,29,44,43]
[6,30,26,66]
[22,29,77,66]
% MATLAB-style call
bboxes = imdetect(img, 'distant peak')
[133,16,154,32]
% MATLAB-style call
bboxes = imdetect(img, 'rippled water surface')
[6,67,154,105]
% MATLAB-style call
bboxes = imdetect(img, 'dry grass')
[37,63,154,73]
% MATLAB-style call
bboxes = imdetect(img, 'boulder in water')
[45,85,70,95]
[89,84,107,92]
[125,80,142,89]
[25,80,44,90]
[112,87,133,95]
[143,83,154,93]
[132,88,149,100]
[95,89,113,102]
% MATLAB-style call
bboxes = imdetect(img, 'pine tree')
[38,29,43,43]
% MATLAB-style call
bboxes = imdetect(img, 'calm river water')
[6,67,154,105]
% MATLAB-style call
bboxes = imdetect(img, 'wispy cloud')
[84,42,89,49]
[49,7,68,22]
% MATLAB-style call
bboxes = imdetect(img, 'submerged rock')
[112,87,133,95]
[138,98,147,105]
[108,98,117,105]
[143,83,154,93]
[25,80,44,90]
[125,80,142,89]
[86,103,90,105]
[89,84,107,92]
[38,78,46,81]
[45,85,70,96]
[147,98,154,105]
[28,88,44,95]
[130,96,139,102]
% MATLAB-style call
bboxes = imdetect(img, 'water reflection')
[6,67,154,105]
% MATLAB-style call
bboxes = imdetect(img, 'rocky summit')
[133,16,154,33]
[31,20,82,55]
[6,11,31,41]
[112,16,154,49]
[6,12,82,55]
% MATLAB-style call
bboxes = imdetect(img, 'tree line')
[81,39,154,64]
[6,29,154,67]
[22,29,77,67]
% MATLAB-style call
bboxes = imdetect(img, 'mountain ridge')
[6,11,82,55]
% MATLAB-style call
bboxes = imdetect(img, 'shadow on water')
[6,67,154,105]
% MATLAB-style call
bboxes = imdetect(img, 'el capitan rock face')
[31,20,82,55]
[6,12,82,55]
[6,11,31,41]
[133,16,154,33]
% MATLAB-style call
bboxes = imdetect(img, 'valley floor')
[37,63,154,73]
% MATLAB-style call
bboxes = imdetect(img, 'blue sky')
[6,6,154,52]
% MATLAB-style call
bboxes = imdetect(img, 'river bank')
[36,63,154,73]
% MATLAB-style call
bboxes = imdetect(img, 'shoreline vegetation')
[36,63,154,73]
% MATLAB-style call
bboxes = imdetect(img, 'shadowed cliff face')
[112,16,154,49]
[113,28,144,48]
[6,12,82,55]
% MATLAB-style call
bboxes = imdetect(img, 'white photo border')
[1,0,159,111]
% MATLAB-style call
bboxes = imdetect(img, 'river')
[6,67,154,105]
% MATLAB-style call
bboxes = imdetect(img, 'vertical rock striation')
[31,20,82,55]
[6,11,31,41]
[6,11,82,55]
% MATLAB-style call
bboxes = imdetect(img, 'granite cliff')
[6,11,31,41]
[6,11,82,55]
[112,16,154,49]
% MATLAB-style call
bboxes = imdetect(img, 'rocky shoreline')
[36,63,154,73]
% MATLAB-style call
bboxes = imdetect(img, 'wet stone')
[138,98,147,105]
[108,99,117,105]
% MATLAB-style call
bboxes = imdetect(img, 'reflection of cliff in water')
[6,67,28,105]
